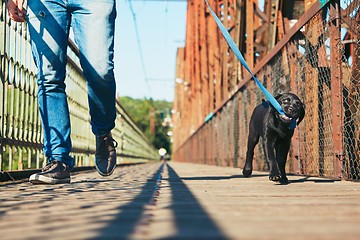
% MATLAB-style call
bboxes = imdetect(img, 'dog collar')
[280,112,297,129]
[289,118,297,129]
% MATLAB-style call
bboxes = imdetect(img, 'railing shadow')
[89,166,163,239]
[180,173,268,181]
[90,163,228,239]
[164,164,227,239]
[288,176,339,184]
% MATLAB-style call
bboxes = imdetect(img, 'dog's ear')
[297,103,306,125]
[275,93,283,101]
[268,94,283,110]
[262,99,270,108]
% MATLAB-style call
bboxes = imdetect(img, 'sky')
[114,0,188,102]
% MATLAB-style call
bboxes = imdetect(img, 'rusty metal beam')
[254,1,268,22]
[340,0,360,35]
[199,0,210,120]
[222,0,229,99]
[267,0,280,49]
[176,0,329,145]
[246,0,254,68]
[329,1,344,178]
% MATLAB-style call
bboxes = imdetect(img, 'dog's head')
[275,93,305,126]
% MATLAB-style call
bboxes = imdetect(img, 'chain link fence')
[173,0,359,180]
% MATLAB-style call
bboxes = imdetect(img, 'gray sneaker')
[29,160,71,184]
[95,132,118,176]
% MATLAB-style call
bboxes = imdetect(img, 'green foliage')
[118,96,173,154]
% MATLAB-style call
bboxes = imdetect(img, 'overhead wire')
[127,0,187,99]
[164,0,168,73]
[127,0,153,98]
[146,0,171,86]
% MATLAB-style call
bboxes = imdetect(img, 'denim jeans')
[27,0,117,169]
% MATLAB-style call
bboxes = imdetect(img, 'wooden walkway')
[1,162,360,239]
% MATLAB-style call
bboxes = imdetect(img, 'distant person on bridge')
[7,0,119,183]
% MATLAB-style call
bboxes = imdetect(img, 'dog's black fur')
[242,93,305,184]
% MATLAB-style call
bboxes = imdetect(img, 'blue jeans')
[27,0,117,169]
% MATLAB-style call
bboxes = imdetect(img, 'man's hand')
[6,0,26,22]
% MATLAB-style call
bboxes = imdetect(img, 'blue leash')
[204,0,296,129]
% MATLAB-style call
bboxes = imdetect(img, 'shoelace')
[42,161,59,172]
[104,135,118,148]
[97,136,118,154]
[108,136,118,148]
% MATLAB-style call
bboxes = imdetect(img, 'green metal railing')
[0,1,158,172]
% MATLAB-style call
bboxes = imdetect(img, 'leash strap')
[204,0,297,129]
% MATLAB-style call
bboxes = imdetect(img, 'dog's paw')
[269,175,281,182]
[242,168,252,177]
[279,176,289,184]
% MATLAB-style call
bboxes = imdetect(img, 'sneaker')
[95,132,118,176]
[29,160,71,184]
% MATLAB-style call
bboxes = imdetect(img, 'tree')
[118,96,173,154]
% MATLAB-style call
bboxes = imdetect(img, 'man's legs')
[27,0,74,183]
[71,0,117,176]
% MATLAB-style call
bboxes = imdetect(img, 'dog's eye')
[283,98,290,103]
[295,100,301,106]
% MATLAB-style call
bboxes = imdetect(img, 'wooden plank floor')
[1,162,359,239]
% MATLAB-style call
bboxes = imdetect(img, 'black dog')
[242,93,305,184]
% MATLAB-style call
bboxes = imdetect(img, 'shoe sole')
[95,163,116,177]
[29,174,71,184]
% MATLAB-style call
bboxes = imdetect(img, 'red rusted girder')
[329,1,344,178]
